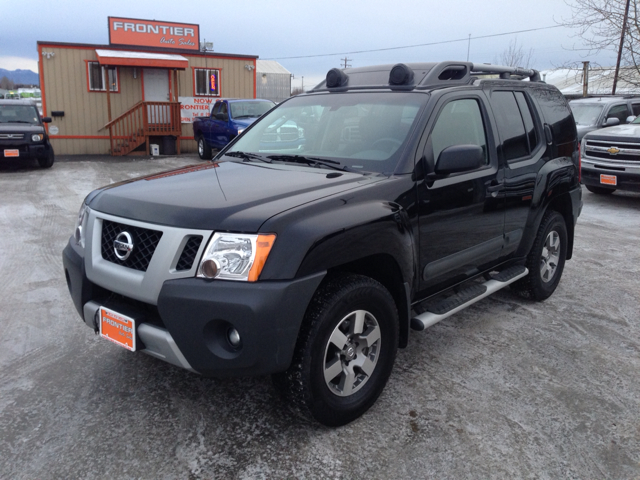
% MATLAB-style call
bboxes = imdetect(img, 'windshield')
[225,92,426,174]
[569,103,604,126]
[0,104,40,124]
[230,100,275,119]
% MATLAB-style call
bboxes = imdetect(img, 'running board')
[410,266,529,331]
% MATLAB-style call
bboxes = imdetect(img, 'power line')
[263,25,563,61]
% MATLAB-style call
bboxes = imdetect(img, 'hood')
[576,125,596,142]
[583,124,640,143]
[0,123,45,134]
[232,118,258,128]
[87,160,378,231]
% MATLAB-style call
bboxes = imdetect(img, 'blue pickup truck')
[192,98,275,159]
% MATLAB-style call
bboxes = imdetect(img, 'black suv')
[63,62,582,426]
[0,99,54,168]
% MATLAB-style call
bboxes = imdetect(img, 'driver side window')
[430,99,488,166]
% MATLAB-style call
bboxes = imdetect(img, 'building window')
[195,68,221,96]
[88,62,118,92]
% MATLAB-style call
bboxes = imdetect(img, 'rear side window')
[515,92,538,153]
[632,103,640,116]
[529,86,575,146]
[491,91,529,161]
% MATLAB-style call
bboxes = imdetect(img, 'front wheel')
[197,137,212,160]
[512,210,568,301]
[273,273,398,426]
[37,150,54,169]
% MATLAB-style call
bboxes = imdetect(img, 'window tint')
[529,87,575,145]
[607,104,630,123]
[632,103,640,116]
[515,91,538,153]
[491,91,528,161]
[431,99,488,166]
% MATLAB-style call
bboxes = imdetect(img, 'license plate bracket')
[99,307,136,351]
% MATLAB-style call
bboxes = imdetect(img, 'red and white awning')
[95,49,188,69]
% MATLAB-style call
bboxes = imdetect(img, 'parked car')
[0,99,54,168]
[192,98,274,159]
[63,61,581,426]
[581,114,640,194]
[569,96,640,141]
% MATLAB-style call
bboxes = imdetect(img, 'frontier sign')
[108,17,200,51]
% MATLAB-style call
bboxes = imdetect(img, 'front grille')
[176,236,203,271]
[101,220,163,272]
[0,133,25,140]
[585,140,640,163]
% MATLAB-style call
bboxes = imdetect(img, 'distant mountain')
[0,69,39,86]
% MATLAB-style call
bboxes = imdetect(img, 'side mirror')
[215,112,229,121]
[626,115,636,123]
[605,117,620,127]
[42,117,52,123]
[435,144,484,175]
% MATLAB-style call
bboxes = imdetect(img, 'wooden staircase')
[104,101,182,156]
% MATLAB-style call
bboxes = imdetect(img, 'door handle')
[487,184,503,192]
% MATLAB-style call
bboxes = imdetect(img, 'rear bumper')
[63,240,325,377]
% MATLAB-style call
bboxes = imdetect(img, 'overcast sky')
[0,0,616,89]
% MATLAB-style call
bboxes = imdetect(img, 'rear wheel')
[585,185,615,195]
[512,210,567,301]
[37,150,54,169]
[197,137,212,160]
[273,273,398,426]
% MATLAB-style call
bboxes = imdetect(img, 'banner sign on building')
[108,17,200,51]
[179,97,216,123]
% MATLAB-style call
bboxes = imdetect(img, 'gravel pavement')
[0,156,638,479]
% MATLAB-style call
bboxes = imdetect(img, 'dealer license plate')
[4,150,19,157]
[600,174,617,186]
[99,307,136,351]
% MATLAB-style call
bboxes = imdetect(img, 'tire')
[37,150,54,169]
[585,185,615,195]
[272,273,399,427]
[197,136,212,160]
[511,210,568,301]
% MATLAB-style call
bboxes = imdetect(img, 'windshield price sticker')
[600,174,617,186]
[99,307,136,351]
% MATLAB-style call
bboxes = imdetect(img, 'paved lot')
[0,156,639,479]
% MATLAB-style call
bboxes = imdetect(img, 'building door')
[144,68,170,123]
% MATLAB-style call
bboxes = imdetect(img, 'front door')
[144,68,170,123]
[416,93,505,293]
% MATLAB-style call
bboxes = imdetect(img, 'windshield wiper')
[224,151,272,163]
[266,154,346,171]
[7,121,35,124]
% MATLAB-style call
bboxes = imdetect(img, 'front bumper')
[582,157,640,192]
[1,143,49,160]
[63,241,325,377]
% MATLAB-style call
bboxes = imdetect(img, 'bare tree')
[0,76,15,90]
[496,39,535,68]
[561,0,640,86]
[290,87,305,96]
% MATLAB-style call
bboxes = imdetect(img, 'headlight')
[197,232,276,282]
[74,203,88,247]
[32,134,43,142]
[237,128,245,135]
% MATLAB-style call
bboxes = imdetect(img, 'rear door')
[416,92,505,293]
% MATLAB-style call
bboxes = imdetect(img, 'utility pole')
[582,61,590,97]
[612,0,631,95]
[301,76,304,92]
[341,57,352,69]
[466,34,471,62]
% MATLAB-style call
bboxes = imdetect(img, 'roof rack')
[310,61,542,93]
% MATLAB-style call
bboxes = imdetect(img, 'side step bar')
[410,265,529,331]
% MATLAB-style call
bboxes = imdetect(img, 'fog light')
[227,328,241,347]
[201,259,220,278]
